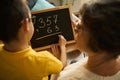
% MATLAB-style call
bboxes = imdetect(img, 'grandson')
[0,0,67,80]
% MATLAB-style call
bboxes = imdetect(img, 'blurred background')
[47,0,81,12]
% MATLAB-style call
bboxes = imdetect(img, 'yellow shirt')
[0,45,62,80]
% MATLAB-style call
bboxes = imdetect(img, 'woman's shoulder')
[65,57,87,69]
[57,57,88,80]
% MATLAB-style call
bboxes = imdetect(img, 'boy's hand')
[58,35,66,48]
[51,35,66,59]
[51,44,60,59]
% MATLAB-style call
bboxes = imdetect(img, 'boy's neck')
[4,40,29,52]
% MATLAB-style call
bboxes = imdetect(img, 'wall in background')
[47,0,62,6]
[47,0,81,12]
[62,0,81,12]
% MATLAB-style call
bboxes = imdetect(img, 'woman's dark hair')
[0,0,29,43]
[80,0,120,57]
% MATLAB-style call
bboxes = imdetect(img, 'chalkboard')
[31,6,75,50]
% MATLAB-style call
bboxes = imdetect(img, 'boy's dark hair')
[0,0,29,43]
[80,0,120,57]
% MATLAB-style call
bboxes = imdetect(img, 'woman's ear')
[22,18,30,31]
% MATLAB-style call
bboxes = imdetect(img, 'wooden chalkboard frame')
[31,6,75,51]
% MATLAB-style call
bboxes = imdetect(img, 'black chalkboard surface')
[31,6,75,50]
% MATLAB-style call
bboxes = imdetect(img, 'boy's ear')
[22,18,30,31]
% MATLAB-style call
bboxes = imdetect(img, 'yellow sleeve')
[38,51,63,76]
[0,44,4,47]
[42,76,48,80]
[0,44,4,50]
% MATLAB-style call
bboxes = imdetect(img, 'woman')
[57,0,120,80]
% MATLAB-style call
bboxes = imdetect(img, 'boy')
[0,0,66,80]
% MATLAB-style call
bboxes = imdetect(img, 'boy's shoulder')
[0,44,4,47]
[0,44,4,51]
[34,50,57,60]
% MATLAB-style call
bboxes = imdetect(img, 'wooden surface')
[35,41,77,53]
